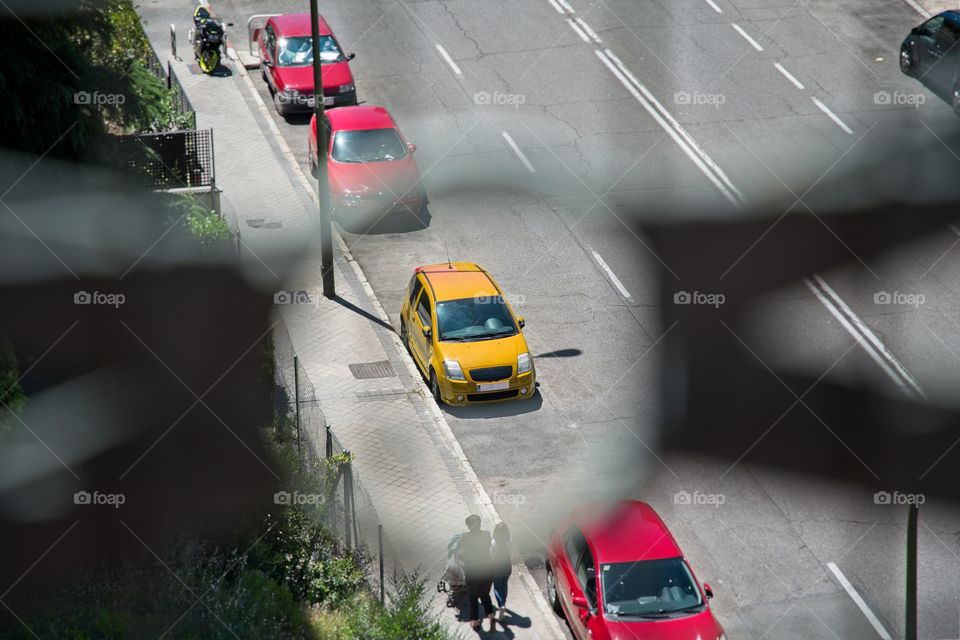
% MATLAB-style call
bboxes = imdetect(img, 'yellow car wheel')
[429,370,444,406]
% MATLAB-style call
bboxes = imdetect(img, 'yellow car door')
[410,289,434,373]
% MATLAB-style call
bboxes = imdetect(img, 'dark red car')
[546,501,726,640]
[256,13,357,116]
[309,105,426,230]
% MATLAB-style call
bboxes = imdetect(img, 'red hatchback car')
[257,13,357,116]
[310,105,426,230]
[546,501,726,640]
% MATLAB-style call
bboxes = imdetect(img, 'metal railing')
[111,128,214,189]
[272,314,393,597]
[246,14,281,58]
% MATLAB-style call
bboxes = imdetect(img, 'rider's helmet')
[193,5,211,22]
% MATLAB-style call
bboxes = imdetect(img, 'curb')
[229,47,567,640]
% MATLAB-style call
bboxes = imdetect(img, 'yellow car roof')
[418,262,500,301]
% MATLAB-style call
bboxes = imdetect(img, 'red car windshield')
[276,35,345,66]
[331,129,407,163]
[601,557,703,618]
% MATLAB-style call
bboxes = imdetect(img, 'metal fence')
[112,129,214,189]
[145,40,197,130]
[272,315,395,599]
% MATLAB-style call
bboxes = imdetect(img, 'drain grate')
[349,360,397,380]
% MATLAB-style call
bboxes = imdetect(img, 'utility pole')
[906,503,918,640]
[309,0,335,296]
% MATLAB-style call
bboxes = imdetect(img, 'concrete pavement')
[137,3,566,637]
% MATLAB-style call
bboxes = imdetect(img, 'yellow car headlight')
[443,359,465,381]
[518,352,531,374]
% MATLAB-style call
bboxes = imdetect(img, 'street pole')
[309,0,335,297]
[906,503,918,640]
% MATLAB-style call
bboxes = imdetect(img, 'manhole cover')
[349,360,396,380]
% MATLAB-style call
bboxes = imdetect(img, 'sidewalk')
[138,4,566,638]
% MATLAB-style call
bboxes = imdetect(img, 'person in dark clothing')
[458,514,495,631]
[491,522,512,620]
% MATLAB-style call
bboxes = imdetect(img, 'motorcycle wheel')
[199,48,220,74]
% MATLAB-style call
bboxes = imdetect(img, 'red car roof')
[271,12,333,37]
[573,500,683,564]
[327,105,398,132]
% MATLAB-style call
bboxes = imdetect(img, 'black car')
[901,10,960,114]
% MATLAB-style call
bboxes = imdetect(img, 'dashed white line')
[501,131,537,174]
[732,23,764,51]
[546,0,566,14]
[950,223,960,237]
[812,97,853,134]
[575,17,602,43]
[774,62,805,90]
[704,0,723,13]
[827,563,894,640]
[557,0,575,13]
[435,44,462,76]
[592,250,632,299]
[805,275,924,398]
[597,49,746,207]
[567,18,591,43]
[903,0,932,18]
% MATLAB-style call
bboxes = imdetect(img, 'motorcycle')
[191,6,224,74]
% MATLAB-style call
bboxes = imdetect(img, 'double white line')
[594,48,746,208]
[805,275,925,399]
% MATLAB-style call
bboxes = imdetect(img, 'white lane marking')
[557,0,575,13]
[575,17,602,43]
[598,49,746,206]
[592,250,632,299]
[546,0,566,14]
[501,131,537,174]
[774,62,805,89]
[812,97,853,134]
[903,0,932,18]
[805,276,925,398]
[435,44,462,75]
[827,563,894,640]
[950,224,960,237]
[567,18,591,43]
[704,0,722,13]
[732,23,764,51]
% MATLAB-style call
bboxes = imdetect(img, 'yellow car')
[399,262,535,405]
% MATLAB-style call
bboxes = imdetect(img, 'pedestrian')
[458,514,496,631]
[491,522,512,621]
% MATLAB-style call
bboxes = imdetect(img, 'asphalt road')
[157,0,960,636]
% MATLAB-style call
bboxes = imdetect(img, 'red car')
[546,501,726,640]
[257,13,357,116]
[309,105,426,230]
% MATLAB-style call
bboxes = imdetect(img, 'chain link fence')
[272,315,397,599]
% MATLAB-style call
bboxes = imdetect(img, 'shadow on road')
[328,294,396,333]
